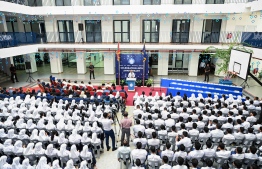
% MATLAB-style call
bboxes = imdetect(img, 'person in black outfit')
[89,62,95,80]
[204,63,210,82]
[10,64,19,83]
[149,56,153,76]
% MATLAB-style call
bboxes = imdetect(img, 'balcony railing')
[0,0,257,6]
[0,31,248,49]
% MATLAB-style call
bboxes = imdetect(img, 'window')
[84,0,100,5]
[143,0,161,5]
[85,20,102,43]
[27,0,42,6]
[206,0,224,4]
[113,0,130,5]
[202,19,222,43]
[174,0,192,4]
[113,20,130,43]
[6,17,19,32]
[57,20,75,43]
[56,0,71,6]
[168,51,189,70]
[142,20,160,43]
[172,20,190,43]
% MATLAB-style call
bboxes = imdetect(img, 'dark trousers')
[121,128,130,146]
[104,129,115,149]
[11,73,18,82]
[204,72,209,82]
[90,71,95,80]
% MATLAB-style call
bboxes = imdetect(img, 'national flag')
[116,42,120,61]
[142,43,147,62]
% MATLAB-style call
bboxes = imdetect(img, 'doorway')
[198,54,215,75]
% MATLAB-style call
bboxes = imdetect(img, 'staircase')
[0,70,10,84]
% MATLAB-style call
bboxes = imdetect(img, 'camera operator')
[120,111,132,146]
[101,112,117,151]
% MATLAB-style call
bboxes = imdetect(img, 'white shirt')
[233,132,245,140]
[148,154,162,166]
[101,118,113,131]
[231,153,244,160]
[133,138,147,147]
[187,150,204,160]
[244,153,258,160]
[131,149,147,163]
[188,129,199,136]
[148,138,160,146]
[172,165,187,169]
[215,150,231,158]
[210,129,224,138]
[222,134,235,142]
[176,137,192,147]
[159,164,172,169]
[165,119,175,127]
[128,72,135,78]
[161,149,174,159]
[203,148,216,158]
[133,125,145,136]
[173,151,187,161]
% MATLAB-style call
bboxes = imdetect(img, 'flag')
[142,43,147,62]
[116,42,120,61]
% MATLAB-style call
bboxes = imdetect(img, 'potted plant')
[204,33,253,76]
[136,80,142,87]
[146,78,153,87]
[101,81,105,86]
[120,79,126,86]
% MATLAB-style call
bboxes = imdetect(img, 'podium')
[126,78,136,91]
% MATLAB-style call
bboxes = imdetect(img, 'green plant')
[146,78,153,86]
[204,33,253,75]
[120,79,126,85]
[136,80,142,86]
[111,80,115,84]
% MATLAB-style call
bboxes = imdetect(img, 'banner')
[241,32,262,49]
[116,54,149,79]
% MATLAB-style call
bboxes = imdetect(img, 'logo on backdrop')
[116,54,149,79]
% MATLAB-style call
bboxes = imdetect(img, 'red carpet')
[23,86,167,106]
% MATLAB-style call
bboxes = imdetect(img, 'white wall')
[103,52,115,74]
[76,52,86,74]
[188,52,200,76]
[102,19,113,43]
[158,52,169,75]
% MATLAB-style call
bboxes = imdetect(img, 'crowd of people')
[115,92,262,169]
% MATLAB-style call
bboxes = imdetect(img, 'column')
[104,52,115,74]
[189,15,203,43]
[188,52,200,76]
[17,18,25,32]
[0,15,8,32]
[76,52,86,74]
[157,52,169,75]
[2,57,13,76]
[50,52,63,73]
[24,54,37,73]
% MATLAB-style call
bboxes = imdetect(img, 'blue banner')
[241,32,262,49]
[116,54,149,79]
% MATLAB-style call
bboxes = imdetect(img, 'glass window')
[142,20,160,43]
[113,0,130,5]
[27,0,42,6]
[206,0,224,4]
[174,0,192,4]
[57,20,74,43]
[143,0,161,5]
[202,19,222,43]
[56,0,71,6]
[172,19,190,43]
[84,0,100,5]
[85,20,102,43]
[113,20,130,43]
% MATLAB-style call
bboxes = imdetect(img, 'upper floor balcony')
[0,0,260,15]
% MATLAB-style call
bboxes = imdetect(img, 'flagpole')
[118,42,121,86]
[143,39,145,87]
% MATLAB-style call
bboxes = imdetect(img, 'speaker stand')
[26,69,35,83]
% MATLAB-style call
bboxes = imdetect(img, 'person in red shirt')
[120,112,132,146]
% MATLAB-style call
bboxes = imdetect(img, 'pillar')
[76,52,86,74]
[2,57,13,76]
[24,54,37,73]
[17,18,25,32]
[157,52,169,75]
[104,52,115,74]
[188,52,200,76]
[0,15,8,32]
[50,52,63,73]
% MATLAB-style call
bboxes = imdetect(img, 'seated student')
[180,108,189,119]
[131,159,144,169]
[148,132,160,147]
[133,131,147,148]
[158,125,168,136]
[185,117,193,130]
[208,111,217,122]
[188,123,199,136]
[187,142,204,160]
[190,109,198,121]
[244,146,258,161]
[117,140,130,162]
[145,115,154,127]
[234,119,243,131]
[161,142,174,160]
[154,114,165,126]
[231,147,244,160]
[176,131,192,148]
[159,156,172,169]
[168,125,178,138]
[202,158,215,169]
[210,124,224,138]
[45,144,58,163]
[196,116,205,129]
[161,107,169,120]
[137,114,145,125]
[222,118,233,130]
[244,128,256,145]
[246,111,257,123]
[148,146,162,167]
[131,142,147,164]
[241,117,250,130]
[173,144,187,161]
[145,123,155,137]
[199,127,211,141]
[133,105,143,119]
[172,156,187,169]
[133,119,145,137]
[191,158,198,169]
[233,160,243,169]
[222,128,235,143]
[217,111,227,122]
[215,143,231,161]
[203,141,216,159]
[177,123,187,136]
[119,86,128,98]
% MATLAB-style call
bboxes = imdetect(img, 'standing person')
[128,70,135,78]
[149,56,153,76]
[204,63,210,82]
[101,112,117,151]
[120,112,132,146]
[199,60,206,75]
[89,62,95,80]
[10,64,19,83]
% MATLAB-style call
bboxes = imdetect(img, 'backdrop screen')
[228,49,252,80]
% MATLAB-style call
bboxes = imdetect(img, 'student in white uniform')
[161,142,174,160]
[222,128,235,143]
[233,160,243,169]
[244,146,258,160]
[172,157,187,169]
[188,123,200,137]
[215,143,231,160]
[132,159,144,169]
[244,128,256,145]
[210,124,224,138]
[148,146,162,168]
[231,147,244,160]
[148,132,160,147]
[133,119,145,137]
[187,142,204,160]
[159,156,172,169]
[176,131,192,148]
[131,142,147,164]
[203,141,216,159]
[133,131,147,148]
[201,159,215,169]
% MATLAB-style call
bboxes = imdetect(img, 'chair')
[147,159,161,169]
[215,157,229,169]
[243,158,257,168]
[190,135,199,144]
[118,151,131,169]
[60,156,69,167]
[222,138,235,148]
[92,142,101,158]
[211,136,222,149]
[71,157,80,166]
